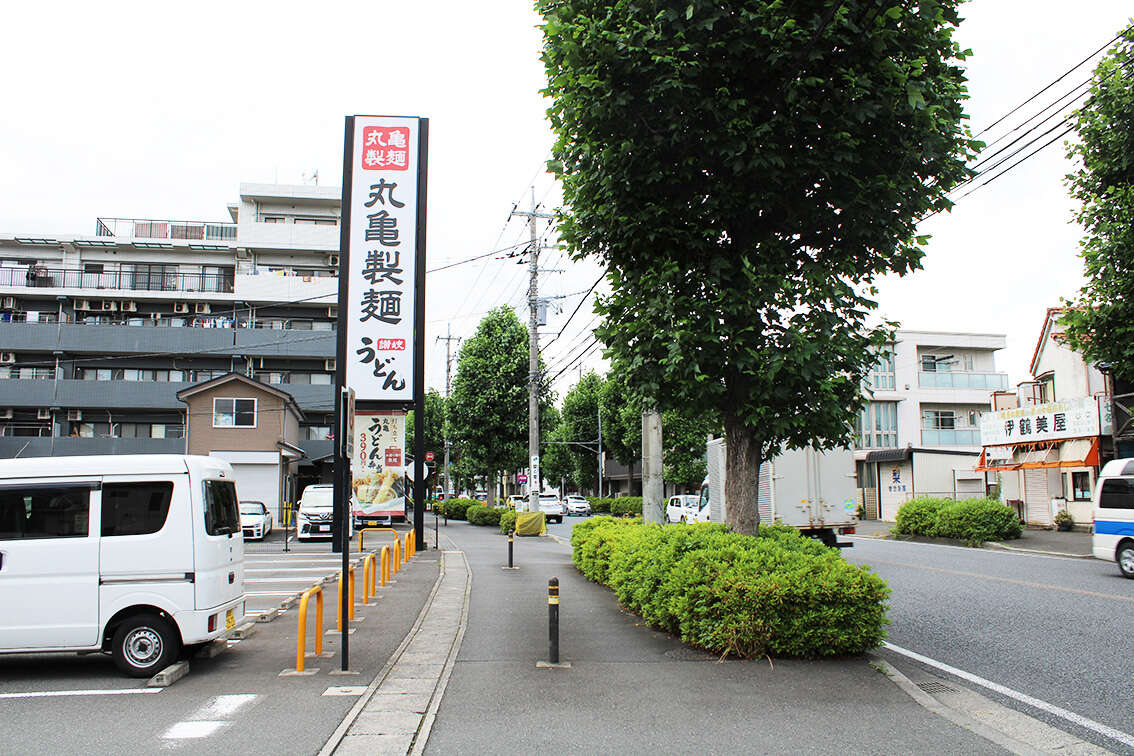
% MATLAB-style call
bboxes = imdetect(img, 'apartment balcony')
[0,378,335,413]
[236,221,340,252]
[921,428,981,446]
[918,371,1009,391]
[234,271,337,304]
[0,437,185,458]
[96,217,237,244]
[0,266,234,294]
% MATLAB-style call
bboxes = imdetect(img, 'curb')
[981,542,1094,559]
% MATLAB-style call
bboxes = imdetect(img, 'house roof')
[864,447,980,463]
[1029,307,1064,378]
[175,371,305,422]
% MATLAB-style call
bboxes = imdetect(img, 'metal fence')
[1,266,235,293]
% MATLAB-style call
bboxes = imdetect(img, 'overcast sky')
[1,1,1130,397]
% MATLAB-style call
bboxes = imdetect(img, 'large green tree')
[1062,26,1134,381]
[558,371,605,491]
[406,388,447,489]
[540,0,978,534]
[662,407,720,491]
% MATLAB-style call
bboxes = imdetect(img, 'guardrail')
[294,585,324,674]
[359,527,404,576]
[335,565,356,632]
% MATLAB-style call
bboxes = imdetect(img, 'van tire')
[111,613,180,677]
[1118,542,1134,579]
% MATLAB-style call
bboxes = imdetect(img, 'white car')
[538,493,566,524]
[295,484,353,541]
[239,500,273,540]
[564,495,591,516]
[666,494,701,524]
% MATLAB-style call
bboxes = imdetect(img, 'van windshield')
[301,488,334,510]
[204,480,240,536]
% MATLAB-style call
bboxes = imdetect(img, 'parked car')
[538,492,566,523]
[239,500,273,540]
[564,495,591,516]
[666,494,700,524]
[474,490,488,502]
[296,484,353,541]
[508,494,526,510]
[1092,457,1134,578]
[0,454,245,677]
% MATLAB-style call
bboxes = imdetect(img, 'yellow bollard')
[380,545,390,587]
[295,585,324,673]
[363,552,377,603]
[392,538,401,575]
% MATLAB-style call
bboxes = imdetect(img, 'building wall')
[184,385,288,455]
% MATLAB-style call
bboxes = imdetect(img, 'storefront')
[977,396,1111,526]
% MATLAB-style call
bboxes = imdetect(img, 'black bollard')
[508,530,514,568]
[434,507,439,550]
[548,577,560,665]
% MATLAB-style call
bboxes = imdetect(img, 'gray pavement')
[853,519,1095,558]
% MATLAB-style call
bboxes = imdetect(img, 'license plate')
[367,520,381,526]
[316,525,330,532]
[225,609,235,631]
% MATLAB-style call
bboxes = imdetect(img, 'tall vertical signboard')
[334,114,428,671]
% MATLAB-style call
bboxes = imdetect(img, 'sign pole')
[413,119,429,552]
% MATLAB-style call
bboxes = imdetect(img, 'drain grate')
[917,681,957,695]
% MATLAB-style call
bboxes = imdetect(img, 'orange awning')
[976,437,1099,472]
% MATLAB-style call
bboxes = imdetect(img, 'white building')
[855,330,1008,520]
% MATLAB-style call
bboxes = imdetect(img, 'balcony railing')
[921,428,981,446]
[0,266,234,293]
[95,217,237,242]
[918,371,1009,391]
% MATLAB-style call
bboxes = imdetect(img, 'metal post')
[433,506,439,549]
[548,577,560,665]
[597,406,603,498]
[508,531,514,568]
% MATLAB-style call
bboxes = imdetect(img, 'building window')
[83,263,104,274]
[963,354,974,371]
[924,410,956,430]
[921,354,952,373]
[213,398,256,428]
[868,350,895,390]
[294,217,337,226]
[1071,471,1091,501]
[261,216,284,223]
[855,402,898,449]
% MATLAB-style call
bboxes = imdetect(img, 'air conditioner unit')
[37,408,51,420]
[327,306,337,318]
[0,352,14,364]
[100,300,118,311]
[74,299,93,311]
[1,297,16,310]
[67,409,82,421]
[195,302,211,314]
[173,302,190,314]
[0,409,12,420]
[121,300,138,312]
[324,359,336,372]
[326,254,340,267]
[149,312,162,321]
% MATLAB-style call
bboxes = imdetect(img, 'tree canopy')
[406,388,446,486]
[539,0,978,534]
[1062,26,1134,381]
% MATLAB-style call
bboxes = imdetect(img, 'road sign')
[425,451,435,462]
[517,473,528,484]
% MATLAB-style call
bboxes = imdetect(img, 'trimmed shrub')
[571,519,889,659]
[588,497,612,514]
[610,497,643,517]
[466,504,503,527]
[441,497,475,521]
[892,496,947,536]
[499,510,517,534]
[934,498,1021,543]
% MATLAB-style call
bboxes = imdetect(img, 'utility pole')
[642,409,664,523]
[511,189,553,512]
[436,325,460,496]
[597,406,604,498]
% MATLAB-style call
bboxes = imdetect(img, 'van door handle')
[228,572,235,584]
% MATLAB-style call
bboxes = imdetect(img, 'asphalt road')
[845,535,1134,754]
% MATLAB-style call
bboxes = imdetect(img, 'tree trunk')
[487,472,497,508]
[724,415,762,536]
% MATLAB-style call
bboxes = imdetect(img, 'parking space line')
[0,688,162,700]
[245,591,305,597]
[161,694,259,741]
[246,578,330,584]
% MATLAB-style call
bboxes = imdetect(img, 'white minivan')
[1092,457,1134,578]
[0,455,245,676]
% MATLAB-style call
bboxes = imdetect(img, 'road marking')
[245,591,306,597]
[0,688,162,700]
[196,693,258,718]
[863,557,1134,604]
[246,567,345,573]
[246,577,330,584]
[162,721,225,739]
[847,535,1086,562]
[884,642,1134,750]
[161,694,259,741]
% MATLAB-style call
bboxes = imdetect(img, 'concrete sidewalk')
[853,519,1095,558]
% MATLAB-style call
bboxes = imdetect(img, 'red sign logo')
[361,127,410,171]
[425,451,435,462]
[375,338,407,351]
[385,447,403,467]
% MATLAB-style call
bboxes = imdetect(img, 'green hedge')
[893,497,1020,544]
[440,497,476,521]
[585,497,641,516]
[499,510,517,534]
[571,517,889,659]
[587,497,611,514]
[466,504,503,527]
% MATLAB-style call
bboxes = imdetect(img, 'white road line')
[884,642,1134,750]
[194,693,258,719]
[0,688,162,700]
[246,578,329,584]
[246,567,343,573]
[162,721,225,739]
[847,536,1087,562]
[244,591,304,597]
[161,694,259,741]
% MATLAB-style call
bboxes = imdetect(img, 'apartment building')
[855,330,1008,520]
[0,183,341,494]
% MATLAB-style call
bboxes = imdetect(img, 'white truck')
[700,437,858,548]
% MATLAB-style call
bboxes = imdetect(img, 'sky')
[0,1,1130,398]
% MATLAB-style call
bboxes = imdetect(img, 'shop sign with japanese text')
[351,410,406,518]
[980,396,1102,446]
[343,115,422,402]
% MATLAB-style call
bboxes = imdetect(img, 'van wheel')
[1118,543,1134,579]
[111,614,180,677]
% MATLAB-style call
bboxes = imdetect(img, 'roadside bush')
[499,510,517,534]
[610,497,643,517]
[893,496,1020,544]
[466,504,502,527]
[441,497,475,521]
[934,498,1021,543]
[571,519,889,659]
[588,497,612,514]
[892,496,947,536]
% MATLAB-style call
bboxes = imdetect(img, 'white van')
[0,455,245,676]
[1091,457,1134,578]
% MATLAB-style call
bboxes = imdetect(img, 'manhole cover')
[917,681,957,694]
[663,647,717,661]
